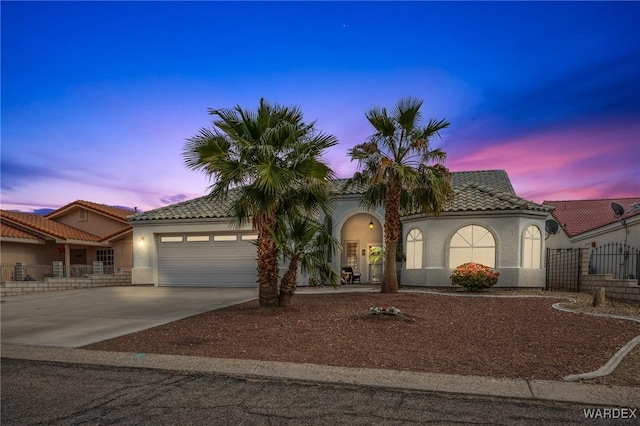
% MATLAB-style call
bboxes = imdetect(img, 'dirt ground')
[83,290,640,385]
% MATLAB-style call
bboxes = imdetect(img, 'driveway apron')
[0,287,258,347]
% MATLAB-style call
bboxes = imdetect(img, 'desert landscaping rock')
[83,291,640,384]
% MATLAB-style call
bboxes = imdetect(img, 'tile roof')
[46,200,134,222]
[447,183,552,213]
[543,198,640,237]
[129,192,240,221]
[451,170,516,195]
[98,225,133,242]
[1,223,40,241]
[131,170,548,222]
[0,210,101,242]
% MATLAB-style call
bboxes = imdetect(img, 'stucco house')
[130,170,552,288]
[543,198,640,250]
[1,200,134,281]
[543,198,640,281]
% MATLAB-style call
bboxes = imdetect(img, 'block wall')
[580,247,640,303]
[0,273,146,298]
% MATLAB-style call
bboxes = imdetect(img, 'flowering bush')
[450,262,499,291]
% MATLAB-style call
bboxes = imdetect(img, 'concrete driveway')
[0,286,258,347]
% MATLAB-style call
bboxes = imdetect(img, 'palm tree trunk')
[257,214,280,307]
[278,257,298,307]
[381,181,402,293]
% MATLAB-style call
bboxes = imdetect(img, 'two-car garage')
[157,233,258,287]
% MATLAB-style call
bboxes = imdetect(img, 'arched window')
[406,228,423,269]
[522,225,542,268]
[449,225,496,268]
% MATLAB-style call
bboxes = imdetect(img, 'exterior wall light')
[369,216,374,230]
[138,236,145,247]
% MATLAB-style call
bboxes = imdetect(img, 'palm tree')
[346,97,454,293]
[269,215,341,307]
[183,99,337,307]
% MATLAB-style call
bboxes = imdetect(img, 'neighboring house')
[543,198,640,281]
[543,198,640,250]
[130,170,552,288]
[1,200,134,281]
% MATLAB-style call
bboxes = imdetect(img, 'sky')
[2,1,639,214]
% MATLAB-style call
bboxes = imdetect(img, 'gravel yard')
[83,289,640,385]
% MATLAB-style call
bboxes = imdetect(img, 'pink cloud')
[447,116,639,203]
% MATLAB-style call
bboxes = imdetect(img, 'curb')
[2,344,639,408]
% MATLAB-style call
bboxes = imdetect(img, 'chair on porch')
[341,266,361,284]
[351,268,361,284]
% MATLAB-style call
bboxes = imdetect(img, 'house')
[130,170,552,288]
[543,198,640,281]
[543,198,640,250]
[1,200,134,281]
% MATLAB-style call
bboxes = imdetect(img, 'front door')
[70,249,87,264]
[345,241,360,274]
[70,249,88,277]
[368,245,383,283]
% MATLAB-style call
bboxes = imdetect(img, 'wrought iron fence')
[589,243,639,282]
[1,263,132,282]
[546,248,581,292]
[1,264,53,282]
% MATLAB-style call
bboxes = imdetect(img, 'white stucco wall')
[130,196,550,289]
[320,195,384,282]
[400,212,548,288]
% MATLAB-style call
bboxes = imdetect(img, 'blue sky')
[2,1,639,213]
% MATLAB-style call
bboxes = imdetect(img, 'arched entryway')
[339,213,383,283]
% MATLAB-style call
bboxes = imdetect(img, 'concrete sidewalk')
[2,344,639,408]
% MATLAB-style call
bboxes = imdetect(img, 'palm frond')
[393,96,423,132]
[422,118,450,139]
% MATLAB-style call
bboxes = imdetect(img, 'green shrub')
[450,262,499,291]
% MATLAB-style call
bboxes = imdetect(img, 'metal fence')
[1,263,132,282]
[546,248,582,292]
[589,243,639,282]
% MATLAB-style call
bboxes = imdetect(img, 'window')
[406,228,423,269]
[96,249,114,266]
[449,225,496,268]
[523,225,542,268]
[346,242,358,270]
[186,236,209,242]
[160,236,182,243]
[241,234,258,241]
[78,208,88,221]
[213,235,237,242]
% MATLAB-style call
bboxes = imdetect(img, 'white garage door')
[157,234,258,287]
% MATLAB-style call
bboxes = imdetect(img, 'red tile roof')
[1,223,40,241]
[0,210,101,242]
[98,225,133,242]
[46,200,135,222]
[543,198,640,237]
